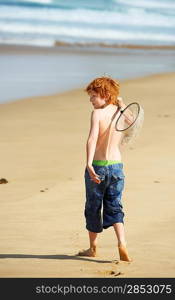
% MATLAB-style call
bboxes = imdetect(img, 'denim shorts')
[84,162,125,233]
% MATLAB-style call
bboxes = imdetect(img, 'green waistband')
[92,160,122,166]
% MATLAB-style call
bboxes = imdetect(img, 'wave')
[0,6,175,28]
[115,0,175,10]
[23,0,52,4]
[0,37,55,46]
[1,22,175,44]
[0,0,174,48]
[0,0,56,9]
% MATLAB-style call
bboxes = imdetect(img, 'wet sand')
[0,44,175,104]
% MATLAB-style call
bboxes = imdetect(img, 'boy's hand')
[87,165,101,184]
[117,96,126,110]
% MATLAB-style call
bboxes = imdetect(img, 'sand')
[0,72,175,278]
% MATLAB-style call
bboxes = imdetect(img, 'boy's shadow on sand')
[0,254,111,264]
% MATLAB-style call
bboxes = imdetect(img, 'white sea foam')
[0,0,174,47]
[115,0,175,10]
[1,22,175,43]
[0,37,55,46]
[0,5,175,28]
[22,0,53,4]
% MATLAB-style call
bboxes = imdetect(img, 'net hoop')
[115,102,140,131]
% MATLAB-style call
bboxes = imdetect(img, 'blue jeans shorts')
[84,161,125,233]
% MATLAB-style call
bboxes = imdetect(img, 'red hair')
[85,76,120,105]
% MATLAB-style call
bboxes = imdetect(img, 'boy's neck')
[101,103,109,109]
[101,103,117,109]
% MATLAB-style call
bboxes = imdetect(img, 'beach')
[0,64,175,277]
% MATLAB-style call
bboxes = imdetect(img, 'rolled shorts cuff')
[103,219,124,230]
[86,225,103,233]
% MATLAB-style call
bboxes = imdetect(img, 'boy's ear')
[105,91,110,101]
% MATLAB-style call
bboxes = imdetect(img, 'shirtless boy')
[78,76,132,262]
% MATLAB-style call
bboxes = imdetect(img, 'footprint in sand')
[114,272,125,276]
[109,271,125,276]
[40,188,49,192]
[157,114,170,118]
[99,270,124,277]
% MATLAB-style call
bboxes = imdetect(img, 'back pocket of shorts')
[111,170,125,192]
[112,169,125,180]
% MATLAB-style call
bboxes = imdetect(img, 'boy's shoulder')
[91,108,102,120]
[92,108,102,115]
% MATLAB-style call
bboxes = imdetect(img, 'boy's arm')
[86,110,100,167]
[118,97,134,125]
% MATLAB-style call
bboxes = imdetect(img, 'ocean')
[0,0,175,104]
[0,0,175,47]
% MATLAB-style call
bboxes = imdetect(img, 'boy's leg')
[113,222,126,246]
[77,166,105,257]
[89,231,98,249]
[103,164,132,262]
[77,231,98,257]
[113,222,132,262]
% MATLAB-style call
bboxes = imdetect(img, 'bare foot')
[76,247,97,257]
[118,245,132,262]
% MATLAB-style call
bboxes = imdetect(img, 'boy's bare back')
[93,104,124,161]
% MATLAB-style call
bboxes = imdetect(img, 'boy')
[78,76,132,262]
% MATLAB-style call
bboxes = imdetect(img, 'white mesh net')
[121,104,144,146]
